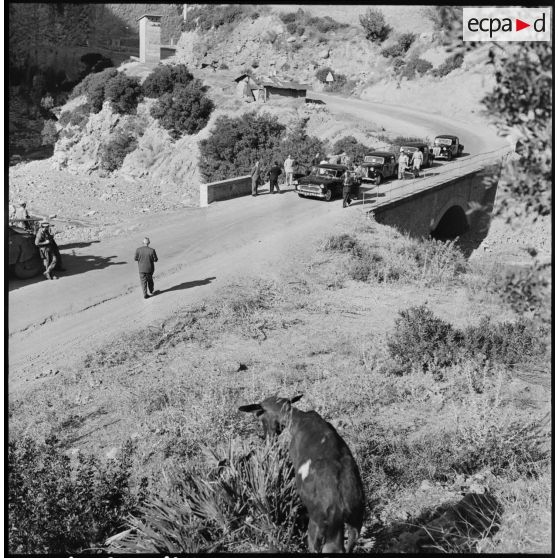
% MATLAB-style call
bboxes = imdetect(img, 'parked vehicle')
[400,142,434,168]
[294,164,359,201]
[8,224,44,279]
[432,135,464,160]
[361,151,398,185]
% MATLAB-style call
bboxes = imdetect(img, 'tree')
[359,8,391,43]
[150,80,214,140]
[104,73,143,115]
[482,43,552,220]
[199,112,286,182]
[143,63,194,98]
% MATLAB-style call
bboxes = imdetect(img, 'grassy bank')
[9,214,551,553]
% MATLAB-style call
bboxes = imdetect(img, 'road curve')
[8,95,505,391]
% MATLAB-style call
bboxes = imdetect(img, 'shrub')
[332,136,371,163]
[400,57,433,80]
[381,44,404,58]
[199,112,286,182]
[286,21,297,34]
[104,73,142,115]
[359,8,392,43]
[78,52,114,81]
[312,15,345,33]
[99,130,138,172]
[279,12,297,24]
[324,233,365,257]
[296,25,305,36]
[432,52,464,77]
[386,305,548,377]
[150,80,214,140]
[107,438,305,553]
[41,120,58,145]
[381,32,416,58]
[251,59,259,68]
[220,62,229,70]
[58,103,91,129]
[461,317,547,366]
[71,67,118,112]
[142,63,194,98]
[183,4,247,32]
[387,305,462,375]
[8,435,146,554]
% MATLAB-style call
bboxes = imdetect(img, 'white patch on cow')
[298,459,312,480]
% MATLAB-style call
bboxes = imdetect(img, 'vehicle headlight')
[320,184,325,189]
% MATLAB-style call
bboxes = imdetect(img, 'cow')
[239,394,365,552]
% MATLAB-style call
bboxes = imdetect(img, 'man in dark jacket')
[268,161,282,194]
[342,170,353,208]
[134,237,158,299]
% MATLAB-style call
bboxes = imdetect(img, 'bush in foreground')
[107,438,305,553]
[8,436,146,554]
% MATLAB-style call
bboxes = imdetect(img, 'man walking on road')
[135,237,158,299]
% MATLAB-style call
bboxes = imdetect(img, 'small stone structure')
[259,77,309,101]
[200,175,252,206]
[138,14,162,63]
[234,74,263,102]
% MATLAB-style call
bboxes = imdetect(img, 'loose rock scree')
[239,394,365,552]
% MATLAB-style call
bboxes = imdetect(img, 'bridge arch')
[430,203,469,241]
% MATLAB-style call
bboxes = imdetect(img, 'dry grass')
[9,214,551,553]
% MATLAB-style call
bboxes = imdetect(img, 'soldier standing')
[134,237,158,299]
[35,220,58,280]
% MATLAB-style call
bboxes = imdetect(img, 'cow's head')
[239,394,303,438]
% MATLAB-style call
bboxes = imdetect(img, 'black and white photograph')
[7,3,552,554]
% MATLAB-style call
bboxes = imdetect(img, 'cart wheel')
[14,257,43,279]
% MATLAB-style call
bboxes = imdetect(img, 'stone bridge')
[363,148,509,254]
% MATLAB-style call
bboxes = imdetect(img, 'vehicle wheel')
[298,193,305,198]
[324,189,333,201]
[13,257,43,279]
[447,152,453,161]
[375,175,382,186]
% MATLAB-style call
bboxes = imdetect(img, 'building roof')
[136,14,162,21]
[234,73,254,83]
[259,77,309,91]
[435,134,458,139]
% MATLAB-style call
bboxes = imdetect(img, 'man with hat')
[398,147,409,180]
[35,219,58,280]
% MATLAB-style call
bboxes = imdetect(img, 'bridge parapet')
[200,175,252,207]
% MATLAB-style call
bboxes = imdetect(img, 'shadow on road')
[59,240,101,250]
[9,253,127,292]
[158,276,216,294]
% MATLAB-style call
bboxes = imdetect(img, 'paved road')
[8,96,505,390]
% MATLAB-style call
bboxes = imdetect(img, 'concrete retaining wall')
[200,175,252,207]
